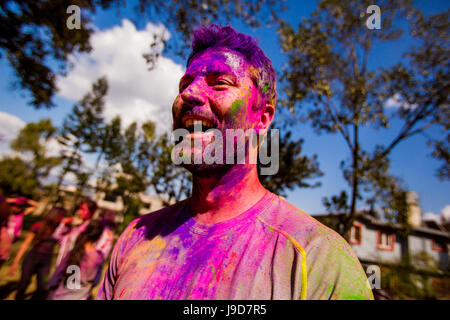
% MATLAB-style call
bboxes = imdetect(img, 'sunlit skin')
[172,47,275,224]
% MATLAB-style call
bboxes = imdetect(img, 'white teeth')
[183,118,214,128]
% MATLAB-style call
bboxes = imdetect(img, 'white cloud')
[423,211,440,223]
[56,19,184,133]
[441,205,450,222]
[0,111,25,156]
[0,111,25,142]
[385,93,417,110]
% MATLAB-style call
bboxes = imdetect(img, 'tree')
[10,118,61,189]
[277,0,448,239]
[392,8,450,181]
[55,77,108,202]
[105,118,155,228]
[150,133,192,206]
[0,157,39,197]
[258,129,323,197]
[90,115,124,195]
[0,0,285,108]
[430,136,450,181]
[96,116,123,171]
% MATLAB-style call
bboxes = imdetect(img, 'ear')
[255,103,275,134]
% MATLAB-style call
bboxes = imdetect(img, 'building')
[315,210,450,272]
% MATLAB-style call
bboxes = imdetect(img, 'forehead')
[185,48,253,79]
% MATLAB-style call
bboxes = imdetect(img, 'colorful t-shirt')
[7,211,25,239]
[97,192,373,300]
[94,227,114,261]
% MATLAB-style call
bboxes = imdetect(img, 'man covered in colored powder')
[97,24,374,300]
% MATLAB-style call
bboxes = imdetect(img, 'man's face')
[172,48,266,173]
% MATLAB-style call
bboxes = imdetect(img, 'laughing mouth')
[181,116,217,133]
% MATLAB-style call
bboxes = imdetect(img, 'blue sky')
[0,0,448,219]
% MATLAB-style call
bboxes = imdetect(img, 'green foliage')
[150,133,192,205]
[118,196,142,234]
[0,0,285,108]
[61,77,108,155]
[322,190,349,214]
[430,136,450,181]
[0,157,38,197]
[258,130,323,197]
[381,261,439,299]
[0,0,103,108]
[10,118,56,152]
[55,77,108,199]
[9,118,61,188]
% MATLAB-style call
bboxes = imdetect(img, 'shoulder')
[257,195,346,251]
[114,200,188,252]
[257,195,372,299]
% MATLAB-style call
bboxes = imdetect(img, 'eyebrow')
[207,71,237,82]
[179,70,238,88]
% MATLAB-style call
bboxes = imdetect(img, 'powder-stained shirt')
[97,192,373,300]
[7,211,25,239]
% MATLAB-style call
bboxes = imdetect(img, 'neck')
[188,164,269,224]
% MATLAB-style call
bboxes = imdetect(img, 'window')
[431,239,448,252]
[376,230,395,251]
[350,222,362,245]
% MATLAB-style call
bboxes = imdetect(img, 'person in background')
[0,196,13,269]
[47,220,105,300]
[9,207,66,300]
[95,209,116,261]
[53,198,98,266]
[6,196,39,241]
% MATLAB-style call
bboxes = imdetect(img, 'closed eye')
[215,79,232,85]
[210,77,235,89]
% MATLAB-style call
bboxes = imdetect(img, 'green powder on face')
[231,99,244,117]
[264,82,270,93]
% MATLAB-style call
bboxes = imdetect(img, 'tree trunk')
[343,124,360,241]
[54,147,79,202]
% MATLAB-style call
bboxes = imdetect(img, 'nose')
[180,78,206,107]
